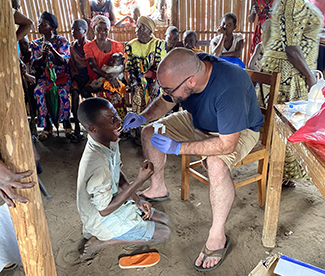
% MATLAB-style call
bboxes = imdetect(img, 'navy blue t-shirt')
[163,53,264,135]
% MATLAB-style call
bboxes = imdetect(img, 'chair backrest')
[244,70,281,150]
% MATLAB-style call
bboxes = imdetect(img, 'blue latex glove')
[150,133,181,155]
[122,112,147,131]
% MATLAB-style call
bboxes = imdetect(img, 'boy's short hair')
[223,12,237,26]
[78,98,112,127]
[72,19,88,31]
[166,26,179,36]
[183,30,197,40]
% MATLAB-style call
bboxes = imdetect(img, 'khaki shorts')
[156,111,260,171]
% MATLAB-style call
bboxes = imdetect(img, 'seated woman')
[30,11,71,141]
[125,15,167,114]
[210,13,245,68]
[84,15,126,121]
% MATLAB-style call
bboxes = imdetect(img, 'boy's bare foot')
[80,236,102,260]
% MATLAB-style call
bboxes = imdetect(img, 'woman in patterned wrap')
[260,0,323,186]
[125,15,167,114]
[31,11,71,141]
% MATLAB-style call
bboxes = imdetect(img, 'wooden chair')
[181,70,281,206]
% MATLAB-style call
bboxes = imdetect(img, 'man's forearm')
[179,135,238,156]
[141,96,174,123]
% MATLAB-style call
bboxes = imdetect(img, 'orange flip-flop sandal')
[119,252,160,269]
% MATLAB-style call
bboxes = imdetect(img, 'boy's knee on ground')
[152,209,169,225]
[152,222,171,242]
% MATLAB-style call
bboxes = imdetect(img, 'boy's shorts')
[157,110,259,171]
[101,203,156,241]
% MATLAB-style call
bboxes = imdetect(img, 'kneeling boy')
[77,98,170,259]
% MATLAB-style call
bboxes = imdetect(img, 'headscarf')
[138,15,156,33]
[40,11,58,35]
[90,15,111,29]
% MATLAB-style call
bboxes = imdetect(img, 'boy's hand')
[137,160,154,183]
[137,199,151,220]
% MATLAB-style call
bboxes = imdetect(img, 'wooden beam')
[262,116,286,248]
[171,0,179,27]
[0,1,57,275]
[79,0,90,18]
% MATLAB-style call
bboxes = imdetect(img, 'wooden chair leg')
[257,155,268,206]
[181,155,190,200]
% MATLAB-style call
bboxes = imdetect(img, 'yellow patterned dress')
[125,37,167,114]
[261,0,323,181]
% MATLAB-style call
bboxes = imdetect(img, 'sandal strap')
[201,244,224,258]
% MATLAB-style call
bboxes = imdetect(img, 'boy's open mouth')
[115,125,123,136]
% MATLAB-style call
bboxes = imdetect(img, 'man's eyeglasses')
[159,75,192,95]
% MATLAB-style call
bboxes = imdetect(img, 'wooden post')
[262,114,286,248]
[79,0,90,18]
[0,1,57,275]
[170,0,178,28]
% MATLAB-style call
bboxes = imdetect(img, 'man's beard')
[172,87,195,104]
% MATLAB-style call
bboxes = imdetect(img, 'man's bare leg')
[194,156,235,269]
[141,125,168,198]
[81,222,170,259]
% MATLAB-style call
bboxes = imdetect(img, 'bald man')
[122,48,263,271]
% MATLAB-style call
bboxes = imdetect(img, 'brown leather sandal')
[38,128,53,141]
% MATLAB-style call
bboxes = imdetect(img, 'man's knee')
[141,124,154,142]
[206,156,230,178]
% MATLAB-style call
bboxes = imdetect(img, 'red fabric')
[84,39,123,82]
[250,0,274,54]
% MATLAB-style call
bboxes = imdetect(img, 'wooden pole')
[0,1,57,275]
[79,0,90,18]
[170,0,179,28]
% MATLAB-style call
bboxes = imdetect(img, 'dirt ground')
[3,127,325,276]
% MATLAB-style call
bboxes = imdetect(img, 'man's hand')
[137,199,152,220]
[137,160,154,183]
[150,133,181,155]
[122,112,147,131]
[0,163,36,207]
